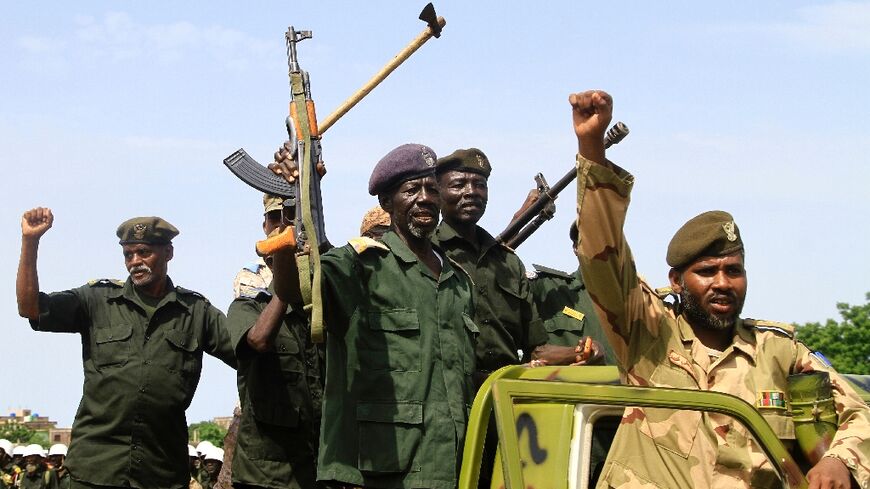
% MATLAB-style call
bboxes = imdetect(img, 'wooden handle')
[255,227,297,256]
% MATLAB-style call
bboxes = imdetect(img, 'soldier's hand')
[267,140,326,184]
[512,189,540,222]
[569,90,612,141]
[21,207,54,241]
[572,337,605,366]
[806,456,853,489]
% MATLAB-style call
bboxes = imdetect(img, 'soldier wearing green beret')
[570,89,870,488]
[16,207,236,489]
[434,147,605,489]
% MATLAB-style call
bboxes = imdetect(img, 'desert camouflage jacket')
[575,155,870,488]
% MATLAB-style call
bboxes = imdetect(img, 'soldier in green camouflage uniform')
[16,209,236,489]
[570,90,870,488]
[528,223,615,364]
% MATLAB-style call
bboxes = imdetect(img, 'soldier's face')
[437,170,488,226]
[204,460,221,478]
[123,243,172,288]
[47,454,63,468]
[381,176,441,239]
[670,253,747,331]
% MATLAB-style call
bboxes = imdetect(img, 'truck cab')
[459,366,870,489]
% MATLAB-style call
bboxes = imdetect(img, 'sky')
[1,1,868,428]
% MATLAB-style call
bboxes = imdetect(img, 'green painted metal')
[459,365,810,489]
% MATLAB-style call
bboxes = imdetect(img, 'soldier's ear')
[668,268,683,293]
[164,244,174,262]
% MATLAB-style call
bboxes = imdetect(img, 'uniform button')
[483,319,491,325]
[486,351,494,357]
[139,387,146,393]
[280,345,287,352]
[144,335,150,341]
[144,360,151,365]
[132,444,138,450]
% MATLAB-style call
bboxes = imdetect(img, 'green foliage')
[188,421,227,448]
[795,292,870,375]
[0,422,37,444]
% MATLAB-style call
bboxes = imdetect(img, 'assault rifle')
[223,4,446,342]
[496,122,629,249]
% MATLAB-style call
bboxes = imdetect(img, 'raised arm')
[17,207,54,320]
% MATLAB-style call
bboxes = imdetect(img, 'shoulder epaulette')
[654,286,674,299]
[347,236,390,254]
[88,278,124,287]
[745,318,795,338]
[532,264,572,280]
[176,286,208,302]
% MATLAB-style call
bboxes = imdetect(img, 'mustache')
[129,265,152,275]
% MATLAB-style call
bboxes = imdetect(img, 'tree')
[795,292,870,375]
[188,421,227,448]
[0,421,36,444]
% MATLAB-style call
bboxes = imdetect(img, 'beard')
[129,264,155,286]
[408,220,434,239]
[679,288,744,331]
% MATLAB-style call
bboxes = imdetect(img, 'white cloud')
[16,12,274,70]
[772,1,870,53]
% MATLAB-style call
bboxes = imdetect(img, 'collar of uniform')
[383,230,455,281]
[677,314,756,365]
[730,318,757,364]
[434,221,498,255]
[111,276,189,311]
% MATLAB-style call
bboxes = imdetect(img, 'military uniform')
[528,264,616,364]
[53,468,70,489]
[30,278,236,489]
[227,286,322,489]
[18,470,56,489]
[233,258,273,300]
[316,231,478,489]
[575,155,870,488]
[434,222,547,373]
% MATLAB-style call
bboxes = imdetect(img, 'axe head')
[419,3,442,38]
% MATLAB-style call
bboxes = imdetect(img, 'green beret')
[666,210,743,268]
[117,216,179,245]
[435,148,492,178]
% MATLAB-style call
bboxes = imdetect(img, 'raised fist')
[21,207,54,240]
[568,90,613,142]
[267,140,326,184]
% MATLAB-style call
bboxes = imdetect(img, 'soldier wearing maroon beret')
[272,143,478,489]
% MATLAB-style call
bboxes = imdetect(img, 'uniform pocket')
[163,328,200,374]
[92,323,133,368]
[642,364,702,458]
[356,401,423,473]
[359,309,421,372]
[461,314,479,374]
[762,412,795,441]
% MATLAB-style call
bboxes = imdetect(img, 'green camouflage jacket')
[575,155,870,488]
[316,231,478,489]
[31,278,236,489]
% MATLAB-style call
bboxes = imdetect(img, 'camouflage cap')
[368,143,438,196]
[666,210,743,268]
[116,216,179,245]
[263,194,284,214]
[435,147,491,178]
[360,205,391,236]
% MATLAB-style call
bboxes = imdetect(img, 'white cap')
[0,439,13,456]
[12,445,25,456]
[48,444,68,456]
[188,444,198,457]
[195,440,214,455]
[22,444,45,457]
[203,446,224,462]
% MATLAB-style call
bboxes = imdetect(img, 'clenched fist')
[267,140,326,184]
[21,207,54,241]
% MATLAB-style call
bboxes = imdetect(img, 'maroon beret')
[368,143,438,196]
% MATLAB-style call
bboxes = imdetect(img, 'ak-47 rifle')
[496,122,629,249]
[223,4,446,342]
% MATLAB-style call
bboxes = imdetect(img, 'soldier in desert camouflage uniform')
[570,89,870,489]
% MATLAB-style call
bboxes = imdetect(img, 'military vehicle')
[459,365,870,489]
